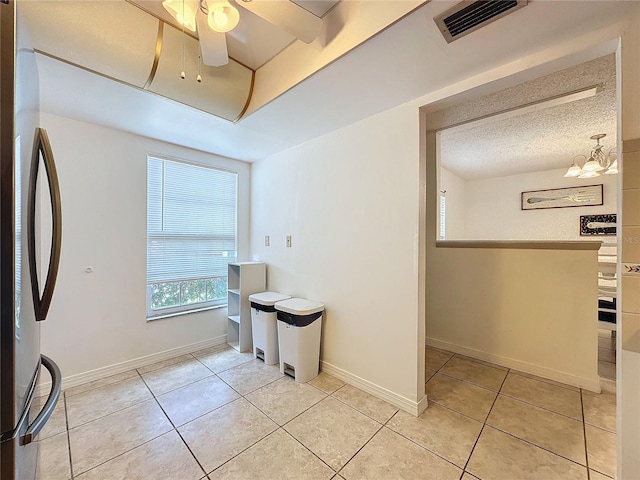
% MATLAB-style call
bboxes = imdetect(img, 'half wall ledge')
[436,240,602,250]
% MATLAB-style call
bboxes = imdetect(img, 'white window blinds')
[147,157,237,284]
[439,193,446,240]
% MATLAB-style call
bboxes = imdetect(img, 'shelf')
[227,262,266,353]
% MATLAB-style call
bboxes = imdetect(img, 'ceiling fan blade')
[196,9,229,66]
[234,0,323,44]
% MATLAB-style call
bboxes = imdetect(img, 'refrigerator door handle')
[20,355,61,445]
[27,127,62,321]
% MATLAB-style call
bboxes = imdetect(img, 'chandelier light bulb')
[605,159,618,174]
[582,155,605,172]
[564,157,583,178]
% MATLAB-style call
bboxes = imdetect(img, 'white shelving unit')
[227,262,266,352]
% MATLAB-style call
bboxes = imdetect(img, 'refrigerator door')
[1,2,61,479]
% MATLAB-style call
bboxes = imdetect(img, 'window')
[146,156,237,319]
[439,191,446,240]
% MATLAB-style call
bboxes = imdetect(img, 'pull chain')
[180,0,186,79]
[197,53,202,83]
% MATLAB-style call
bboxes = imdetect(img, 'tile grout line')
[65,377,161,430]
[137,369,209,479]
[234,369,397,476]
[63,392,75,480]
[460,367,511,475]
[334,422,385,477]
[497,390,584,423]
[481,369,594,471]
[435,371,502,394]
[66,370,197,477]
[383,413,465,473]
[57,351,368,479]
[431,347,584,394]
[275,427,338,474]
[430,369,585,426]
[435,366,587,424]
[243,383,328,428]
[160,357,330,476]
[483,422,593,469]
[581,389,592,480]
[334,404,407,477]
[328,385,400,426]
[208,427,307,476]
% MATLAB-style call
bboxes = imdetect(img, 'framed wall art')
[580,214,616,236]
[521,184,603,210]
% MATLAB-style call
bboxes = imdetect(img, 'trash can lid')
[248,291,292,306]
[275,297,324,316]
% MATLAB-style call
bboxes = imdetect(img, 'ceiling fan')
[161,0,324,67]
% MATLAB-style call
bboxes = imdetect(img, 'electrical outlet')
[286,235,292,247]
[265,235,270,247]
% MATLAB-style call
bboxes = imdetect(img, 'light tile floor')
[36,344,617,480]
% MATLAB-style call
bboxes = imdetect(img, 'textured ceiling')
[438,54,617,181]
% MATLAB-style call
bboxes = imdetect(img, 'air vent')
[434,0,528,43]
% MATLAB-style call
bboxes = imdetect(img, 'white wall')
[441,167,618,240]
[440,167,466,239]
[250,104,425,411]
[39,113,251,380]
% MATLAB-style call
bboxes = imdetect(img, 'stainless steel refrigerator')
[1,1,62,479]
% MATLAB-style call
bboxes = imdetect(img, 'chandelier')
[564,134,618,178]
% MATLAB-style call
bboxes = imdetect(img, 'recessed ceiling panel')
[19,0,159,87]
[148,22,253,121]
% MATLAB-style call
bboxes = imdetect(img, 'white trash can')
[275,298,324,382]
[249,292,291,365]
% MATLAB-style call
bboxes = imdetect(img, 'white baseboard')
[426,337,602,393]
[36,335,228,397]
[320,360,427,416]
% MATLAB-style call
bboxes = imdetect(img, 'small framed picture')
[580,214,616,236]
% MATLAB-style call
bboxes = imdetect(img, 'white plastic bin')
[249,292,291,365]
[275,298,324,382]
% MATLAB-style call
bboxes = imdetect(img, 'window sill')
[147,303,227,322]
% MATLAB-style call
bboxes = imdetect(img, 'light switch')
[265,235,270,247]
[286,235,292,247]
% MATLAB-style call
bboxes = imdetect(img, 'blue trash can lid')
[248,291,291,307]
[275,297,324,316]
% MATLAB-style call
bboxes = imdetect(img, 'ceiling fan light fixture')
[162,0,198,32]
[206,1,240,33]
